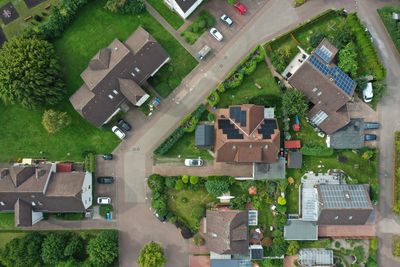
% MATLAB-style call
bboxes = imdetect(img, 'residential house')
[286,39,357,134]
[298,249,334,267]
[214,104,280,164]
[0,162,92,227]
[163,0,203,19]
[70,27,170,127]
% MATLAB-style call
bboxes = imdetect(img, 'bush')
[293,0,306,7]
[301,143,334,156]
[286,241,300,255]
[175,180,184,190]
[182,175,189,184]
[42,109,72,134]
[207,112,215,122]
[224,72,244,89]
[154,127,185,156]
[193,234,205,246]
[99,204,113,218]
[242,59,257,75]
[180,105,207,133]
[277,196,286,205]
[309,31,326,48]
[378,7,400,53]
[190,176,199,185]
[207,90,220,107]
[137,242,165,267]
[165,176,176,188]
[147,174,165,193]
[282,90,308,116]
[216,83,226,93]
[84,153,95,173]
[335,241,341,248]
[104,0,146,15]
[205,176,234,197]
[338,42,358,77]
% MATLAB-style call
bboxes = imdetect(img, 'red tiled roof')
[56,163,72,172]
[284,140,301,149]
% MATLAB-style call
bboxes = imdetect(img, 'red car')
[234,1,247,15]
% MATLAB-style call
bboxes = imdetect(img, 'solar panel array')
[299,249,334,266]
[315,45,333,63]
[257,119,277,139]
[319,184,371,209]
[308,55,356,95]
[218,119,243,139]
[229,107,247,127]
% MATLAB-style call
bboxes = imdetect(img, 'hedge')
[154,127,185,156]
[84,152,95,173]
[393,132,400,214]
[206,90,220,107]
[378,7,400,53]
[300,143,334,156]
[347,14,386,80]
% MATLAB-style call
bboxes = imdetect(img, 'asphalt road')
[111,0,400,266]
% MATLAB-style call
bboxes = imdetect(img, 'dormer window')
[134,67,140,73]
[31,201,36,206]
[108,94,114,99]
[113,90,118,95]
[0,201,5,206]
[317,91,322,96]
[312,88,318,92]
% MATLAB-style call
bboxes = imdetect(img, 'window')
[88,185,91,189]
[317,91,322,96]
[113,90,118,95]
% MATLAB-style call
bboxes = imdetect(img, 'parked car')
[364,122,380,130]
[363,82,373,103]
[112,126,126,140]
[184,158,204,167]
[220,14,233,26]
[102,154,113,160]
[117,119,131,131]
[364,134,377,141]
[154,211,166,223]
[97,176,114,184]
[97,197,111,204]
[234,1,247,15]
[210,28,223,41]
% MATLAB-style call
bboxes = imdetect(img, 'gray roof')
[299,249,334,266]
[15,199,32,227]
[329,118,364,149]
[211,259,252,267]
[287,151,302,168]
[318,184,372,209]
[284,220,318,240]
[174,0,200,13]
[195,124,214,148]
[253,157,286,180]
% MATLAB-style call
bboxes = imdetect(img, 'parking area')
[192,0,269,58]
[95,155,117,218]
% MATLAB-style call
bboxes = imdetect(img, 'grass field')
[0,0,57,39]
[161,131,213,159]
[167,188,214,231]
[146,0,184,30]
[217,62,282,108]
[290,117,326,146]
[0,213,15,230]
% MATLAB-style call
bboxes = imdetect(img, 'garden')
[0,230,119,267]
[147,0,184,30]
[378,6,400,53]
[393,131,400,214]
[181,10,215,44]
[266,9,386,109]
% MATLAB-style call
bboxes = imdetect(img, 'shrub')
[154,127,185,156]
[277,196,286,205]
[309,31,326,48]
[276,204,287,214]
[335,241,341,248]
[42,109,72,134]
[99,204,114,218]
[137,241,165,267]
[180,105,207,133]
[207,90,220,107]
[378,7,400,52]
[282,90,308,116]
[301,143,334,156]
[165,176,176,188]
[216,83,226,93]
[147,174,165,193]
[175,180,184,190]
[338,42,358,77]
[104,0,146,15]
[270,52,287,73]
[224,72,244,89]
[151,196,168,217]
[205,176,234,197]
[293,0,306,7]
[207,112,215,122]
[190,176,199,184]
[193,234,205,246]
[286,241,300,255]
[182,175,189,184]
[243,59,257,75]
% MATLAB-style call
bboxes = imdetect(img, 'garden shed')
[195,124,214,149]
[287,151,302,168]
[298,249,334,267]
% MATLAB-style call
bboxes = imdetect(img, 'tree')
[64,234,84,259]
[147,174,165,193]
[181,175,189,184]
[105,0,145,14]
[205,176,234,197]
[281,90,308,116]
[0,232,43,267]
[42,109,71,133]
[362,150,374,160]
[277,45,292,59]
[41,233,68,265]
[338,42,358,77]
[190,176,199,185]
[175,179,184,190]
[309,31,326,48]
[286,241,300,255]
[137,241,166,267]
[87,231,118,267]
[277,196,287,206]
[0,37,65,109]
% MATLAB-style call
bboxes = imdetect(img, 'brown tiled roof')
[46,172,85,197]
[15,199,32,227]
[70,27,170,127]
[205,209,249,255]
[0,164,52,192]
[118,78,146,105]
[288,39,355,134]
[214,104,280,163]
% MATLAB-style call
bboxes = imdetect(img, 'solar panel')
[240,110,247,127]
[315,45,333,63]
[308,55,356,96]
[229,107,241,123]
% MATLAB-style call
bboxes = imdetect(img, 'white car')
[210,28,223,42]
[112,126,126,140]
[97,197,111,205]
[220,14,233,26]
[363,82,373,103]
[184,158,204,167]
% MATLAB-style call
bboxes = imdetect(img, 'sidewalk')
[25,217,117,230]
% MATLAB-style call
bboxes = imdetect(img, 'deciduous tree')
[281,90,308,116]
[87,231,118,267]
[338,42,358,77]
[105,0,145,14]
[137,241,165,267]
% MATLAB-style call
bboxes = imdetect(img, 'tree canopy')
[105,0,145,14]
[338,42,358,77]
[205,176,234,197]
[137,241,165,267]
[41,233,69,265]
[281,90,308,116]
[0,37,65,109]
[87,230,119,267]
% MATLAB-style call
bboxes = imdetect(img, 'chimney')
[0,168,9,179]
[35,168,46,179]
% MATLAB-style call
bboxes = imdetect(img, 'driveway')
[95,155,117,219]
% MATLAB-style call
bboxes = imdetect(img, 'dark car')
[364,122,380,130]
[154,211,166,223]
[97,176,114,184]
[364,134,377,141]
[102,154,113,160]
[117,119,131,131]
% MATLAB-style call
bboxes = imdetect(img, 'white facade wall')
[163,0,203,19]
[81,172,93,209]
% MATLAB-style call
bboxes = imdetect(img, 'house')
[298,249,334,267]
[163,0,203,19]
[70,27,170,127]
[327,118,365,149]
[286,39,356,134]
[204,209,249,256]
[214,104,280,163]
[0,162,92,227]
[195,123,215,149]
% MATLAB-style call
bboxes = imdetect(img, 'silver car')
[112,126,126,140]
[184,158,204,167]
[210,28,223,41]
[220,14,233,26]
[97,197,111,205]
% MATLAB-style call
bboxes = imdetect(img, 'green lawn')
[161,131,213,159]
[167,188,215,231]
[290,117,326,146]
[0,232,26,249]
[0,213,15,230]
[217,62,282,108]
[0,0,57,39]
[181,11,215,45]
[378,7,400,53]
[146,0,184,30]
[286,183,299,214]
